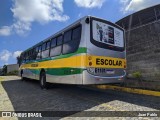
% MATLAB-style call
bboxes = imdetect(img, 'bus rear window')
[91,19,125,51]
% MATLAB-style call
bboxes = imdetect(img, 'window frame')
[46,41,51,50]
[57,35,63,46]
[62,24,82,55]
[50,34,63,57]
[42,43,46,51]
[63,30,72,43]
[51,37,57,48]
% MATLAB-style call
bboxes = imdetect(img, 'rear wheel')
[40,71,47,89]
[21,73,25,81]
[20,70,25,81]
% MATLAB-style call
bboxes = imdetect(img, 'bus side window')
[63,25,81,54]
[36,45,42,59]
[50,36,62,57]
[42,43,46,51]
[23,53,26,62]
[30,48,35,60]
[28,50,31,61]
[42,41,50,58]
[51,38,56,47]
[34,46,39,60]
[64,30,72,43]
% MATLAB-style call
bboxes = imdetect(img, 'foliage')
[132,71,142,79]
[7,70,19,76]
[2,65,7,76]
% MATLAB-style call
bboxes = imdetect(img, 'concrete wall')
[7,64,19,73]
[123,21,160,81]
[116,4,160,81]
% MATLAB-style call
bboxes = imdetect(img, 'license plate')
[106,70,115,74]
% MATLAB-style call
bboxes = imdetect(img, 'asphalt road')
[0,76,160,120]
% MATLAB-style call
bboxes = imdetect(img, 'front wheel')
[40,72,48,89]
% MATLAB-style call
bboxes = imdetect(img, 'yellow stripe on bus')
[20,55,126,69]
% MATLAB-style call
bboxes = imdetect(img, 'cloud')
[0,26,12,36]
[120,0,160,13]
[0,50,22,66]
[0,0,69,36]
[0,50,12,63]
[74,0,106,8]
[13,51,22,58]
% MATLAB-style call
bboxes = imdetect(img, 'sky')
[0,0,160,67]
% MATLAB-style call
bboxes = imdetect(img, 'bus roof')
[21,15,122,55]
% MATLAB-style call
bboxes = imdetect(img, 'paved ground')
[0,76,160,120]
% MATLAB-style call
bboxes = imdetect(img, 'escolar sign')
[87,55,125,68]
[96,58,122,66]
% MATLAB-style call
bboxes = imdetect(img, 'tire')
[40,71,47,89]
[21,70,25,81]
[21,73,25,81]
[21,77,24,81]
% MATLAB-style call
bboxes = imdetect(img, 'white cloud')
[0,50,12,62]
[0,26,12,36]
[0,0,69,36]
[74,0,106,8]
[120,0,160,13]
[0,50,22,66]
[13,51,22,58]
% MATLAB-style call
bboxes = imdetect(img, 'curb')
[93,85,160,97]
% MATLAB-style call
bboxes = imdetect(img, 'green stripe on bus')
[25,47,87,64]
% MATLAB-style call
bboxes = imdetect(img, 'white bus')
[19,16,126,88]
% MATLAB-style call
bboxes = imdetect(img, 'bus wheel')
[40,71,47,89]
[21,77,25,81]
[21,74,25,81]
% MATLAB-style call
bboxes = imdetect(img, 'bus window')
[51,38,56,47]
[57,35,63,45]
[30,48,35,60]
[72,26,81,40]
[42,43,46,51]
[36,45,42,59]
[36,46,39,53]
[91,19,124,51]
[46,41,50,50]
[42,41,50,58]
[50,36,62,57]
[39,46,42,52]
[63,25,81,54]
[64,30,72,43]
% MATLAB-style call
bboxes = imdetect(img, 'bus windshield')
[91,18,125,51]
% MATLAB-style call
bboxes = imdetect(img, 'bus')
[19,16,126,88]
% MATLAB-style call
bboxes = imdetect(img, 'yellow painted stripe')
[87,55,126,68]
[93,85,160,97]
[20,55,126,69]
